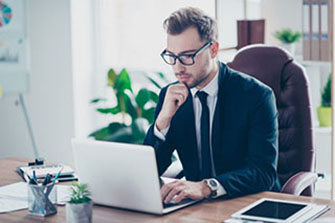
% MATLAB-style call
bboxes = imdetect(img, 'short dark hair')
[163,7,218,42]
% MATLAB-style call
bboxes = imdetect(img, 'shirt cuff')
[153,122,170,141]
[212,178,226,198]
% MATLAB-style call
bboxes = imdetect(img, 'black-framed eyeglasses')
[160,41,214,66]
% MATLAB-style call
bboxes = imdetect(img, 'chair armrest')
[280,171,318,196]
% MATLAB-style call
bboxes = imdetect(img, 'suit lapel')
[212,62,228,172]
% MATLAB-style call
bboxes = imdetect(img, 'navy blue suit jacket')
[144,62,281,199]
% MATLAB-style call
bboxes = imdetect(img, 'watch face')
[209,179,218,187]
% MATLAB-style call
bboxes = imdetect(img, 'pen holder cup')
[28,183,57,217]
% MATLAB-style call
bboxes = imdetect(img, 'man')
[144,7,281,204]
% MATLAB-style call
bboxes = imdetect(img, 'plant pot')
[280,43,296,56]
[317,106,332,127]
[66,201,93,223]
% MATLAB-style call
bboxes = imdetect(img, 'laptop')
[71,139,199,215]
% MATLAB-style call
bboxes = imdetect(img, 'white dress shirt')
[154,71,226,198]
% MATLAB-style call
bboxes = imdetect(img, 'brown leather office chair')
[227,44,319,196]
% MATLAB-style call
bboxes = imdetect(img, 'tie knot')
[196,91,208,105]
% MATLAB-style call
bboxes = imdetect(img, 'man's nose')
[173,58,186,73]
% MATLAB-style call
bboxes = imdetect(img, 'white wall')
[261,0,303,53]
[71,0,97,140]
[0,0,75,165]
[98,0,216,72]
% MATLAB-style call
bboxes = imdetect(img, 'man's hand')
[156,83,189,131]
[161,179,211,204]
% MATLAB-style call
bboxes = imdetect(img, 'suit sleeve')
[215,88,279,199]
[143,86,176,176]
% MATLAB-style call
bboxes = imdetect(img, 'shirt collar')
[190,71,219,97]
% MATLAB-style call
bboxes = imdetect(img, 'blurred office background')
[0,0,332,198]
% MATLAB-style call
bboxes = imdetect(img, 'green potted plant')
[66,183,92,223]
[317,74,331,127]
[274,28,302,56]
[89,68,168,144]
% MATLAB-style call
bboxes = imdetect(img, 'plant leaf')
[322,74,331,107]
[69,183,91,203]
[96,106,121,114]
[116,92,126,114]
[90,98,107,103]
[135,88,159,109]
[89,123,127,140]
[141,107,156,124]
[88,126,110,140]
[123,89,138,120]
[113,69,134,116]
[158,72,165,79]
[274,29,302,44]
[149,91,159,103]
[135,89,151,108]
[107,122,128,134]
[114,68,133,93]
[104,126,133,142]
[107,68,117,87]
[146,75,162,89]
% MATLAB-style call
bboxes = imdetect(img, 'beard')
[176,66,211,89]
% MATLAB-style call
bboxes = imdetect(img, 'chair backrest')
[227,44,315,196]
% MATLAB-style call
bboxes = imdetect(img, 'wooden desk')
[1,157,334,222]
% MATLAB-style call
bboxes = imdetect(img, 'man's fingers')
[176,85,189,97]
[169,92,186,106]
[164,186,183,203]
[169,84,189,97]
[162,180,207,203]
[173,191,188,203]
[175,94,185,106]
[169,89,188,101]
[165,84,189,108]
[161,180,178,201]
[160,183,173,200]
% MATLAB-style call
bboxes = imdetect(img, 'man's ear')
[210,41,219,58]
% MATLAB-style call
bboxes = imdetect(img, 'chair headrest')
[227,44,294,101]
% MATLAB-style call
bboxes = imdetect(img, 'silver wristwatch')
[204,179,218,198]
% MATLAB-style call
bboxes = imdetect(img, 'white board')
[0,0,28,93]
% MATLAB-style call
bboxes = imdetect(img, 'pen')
[46,180,58,187]
[29,177,38,185]
[42,173,51,186]
[23,173,30,182]
[33,170,37,181]
[52,167,64,184]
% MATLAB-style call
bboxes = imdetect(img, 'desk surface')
[1,157,335,222]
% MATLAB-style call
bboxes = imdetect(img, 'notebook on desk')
[17,163,78,182]
[71,139,199,215]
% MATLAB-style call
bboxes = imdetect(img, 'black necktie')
[197,91,212,179]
